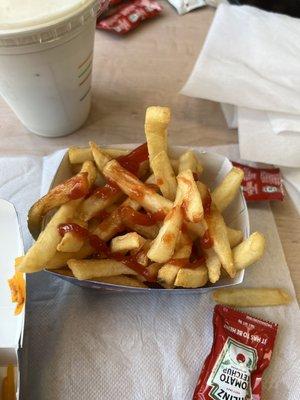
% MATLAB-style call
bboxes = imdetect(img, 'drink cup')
[0,0,107,137]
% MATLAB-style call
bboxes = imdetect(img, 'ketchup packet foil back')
[193,305,278,400]
[97,0,163,34]
[232,161,284,201]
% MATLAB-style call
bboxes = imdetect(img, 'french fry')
[151,150,177,201]
[123,221,159,240]
[67,259,138,280]
[226,226,244,248]
[28,162,93,239]
[111,232,146,253]
[80,160,97,186]
[93,275,147,288]
[78,191,124,222]
[57,232,84,253]
[103,159,172,214]
[17,200,81,273]
[145,106,170,162]
[157,233,192,288]
[89,141,112,172]
[178,150,203,176]
[45,243,94,269]
[132,240,152,267]
[212,287,292,307]
[69,146,93,163]
[212,166,244,212]
[233,232,266,270]
[68,146,130,164]
[207,205,235,278]
[177,169,203,223]
[56,218,87,253]
[174,265,208,288]
[205,248,221,284]
[147,204,183,263]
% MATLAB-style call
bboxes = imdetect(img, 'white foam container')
[0,0,107,137]
[0,199,24,399]
[46,144,250,293]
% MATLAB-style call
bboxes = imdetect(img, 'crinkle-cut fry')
[151,150,177,201]
[92,275,148,288]
[89,141,112,172]
[147,204,183,263]
[205,248,221,284]
[68,146,130,164]
[233,232,266,270]
[157,236,192,289]
[174,265,208,288]
[177,169,204,223]
[28,161,93,239]
[207,204,235,278]
[226,226,244,248]
[67,259,138,280]
[17,199,81,273]
[145,106,170,162]
[111,232,146,254]
[212,166,244,212]
[103,159,172,214]
[212,287,292,307]
[178,150,203,176]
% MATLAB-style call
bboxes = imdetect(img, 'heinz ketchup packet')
[193,305,278,400]
[232,162,284,201]
[97,0,162,34]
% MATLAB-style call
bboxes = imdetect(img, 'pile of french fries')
[15,106,268,291]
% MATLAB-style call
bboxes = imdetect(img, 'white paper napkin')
[0,146,299,400]
[181,4,300,168]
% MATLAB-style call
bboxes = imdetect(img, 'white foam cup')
[0,0,107,137]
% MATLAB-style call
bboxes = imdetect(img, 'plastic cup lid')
[0,0,108,47]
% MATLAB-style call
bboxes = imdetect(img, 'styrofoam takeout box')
[0,199,24,399]
[45,145,250,293]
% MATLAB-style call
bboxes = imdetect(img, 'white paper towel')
[0,146,299,400]
[181,4,300,167]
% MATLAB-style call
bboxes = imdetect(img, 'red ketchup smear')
[203,194,212,218]
[93,143,149,199]
[120,206,157,226]
[148,210,166,223]
[93,210,110,223]
[200,229,214,249]
[67,173,90,200]
[193,172,199,181]
[168,258,189,267]
[58,223,155,282]
[117,143,148,176]
[185,255,206,269]
[58,223,89,238]
[93,179,120,199]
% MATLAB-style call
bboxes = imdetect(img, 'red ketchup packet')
[96,0,163,34]
[232,161,284,201]
[193,305,278,400]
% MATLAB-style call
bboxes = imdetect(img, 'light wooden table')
[0,3,299,300]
